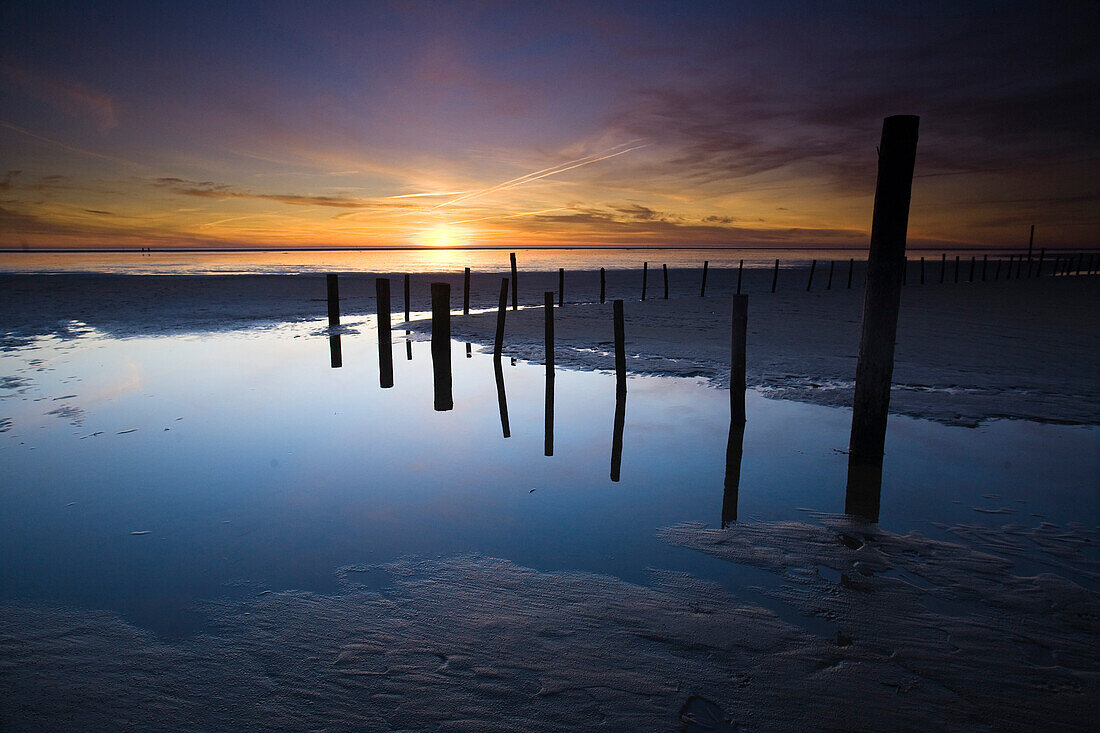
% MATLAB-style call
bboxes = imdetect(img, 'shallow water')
[1,318,1096,636]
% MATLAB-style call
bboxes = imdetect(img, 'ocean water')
[2,318,1095,637]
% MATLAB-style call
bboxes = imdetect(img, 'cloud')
[2,64,118,133]
[151,177,416,210]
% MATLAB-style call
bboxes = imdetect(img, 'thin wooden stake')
[771,259,779,293]
[463,267,470,315]
[403,273,410,321]
[600,267,606,303]
[847,258,854,289]
[806,259,817,291]
[613,299,626,395]
[558,268,564,307]
[376,277,393,388]
[509,252,518,311]
[730,295,747,424]
[430,283,453,411]
[662,263,669,299]
[642,261,648,301]
[326,273,340,326]
[701,260,709,297]
[826,259,835,290]
[493,278,508,359]
[737,259,744,294]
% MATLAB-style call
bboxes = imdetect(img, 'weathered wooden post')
[402,273,411,322]
[806,259,817,291]
[701,260,709,297]
[494,359,511,439]
[826,259,835,290]
[329,335,342,369]
[430,283,453,411]
[326,273,340,326]
[730,295,748,424]
[376,277,393,388]
[642,261,648,300]
[847,258,854,289]
[662,263,669,299]
[463,267,471,315]
[968,256,976,283]
[846,114,919,522]
[509,252,518,310]
[558,268,565,306]
[613,299,626,395]
[737,259,745,294]
[544,291,555,457]
[600,267,606,303]
[982,254,988,281]
[493,278,508,360]
[1026,224,1035,276]
[771,259,779,293]
[939,252,946,283]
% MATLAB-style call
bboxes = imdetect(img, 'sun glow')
[419,224,469,248]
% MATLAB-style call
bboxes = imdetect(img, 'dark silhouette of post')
[737,259,745,294]
[1015,251,1024,279]
[847,258,854,289]
[953,255,960,283]
[1035,248,1045,277]
[326,274,340,326]
[610,388,626,482]
[806,259,817,291]
[1007,255,1015,280]
[722,419,745,527]
[430,283,453,411]
[613,299,626,395]
[600,267,606,303]
[771,259,779,293]
[558,268,564,306]
[826,260,835,290]
[463,267,471,315]
[701,260,709,297]
[939,252,946,283]
[329,334,342,368]
[509,252,518,310]
[662,263,669,299]
[493,278,508,359]
[403,273,410,322]
[466,343,472,359]
[642,261,648,300]
[544,292,554,457]
[982,254,988,281]
[920,256,926,284]
[968,256,975,283]
[1026,224,1035,275]
[406,338,412,361]
[494,359,510,438]
[846,114,919,522]
[995,257,1003,280]
[730,295,748,424]
[376,278,393,388]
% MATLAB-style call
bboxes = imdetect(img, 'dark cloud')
[151,178,415,210]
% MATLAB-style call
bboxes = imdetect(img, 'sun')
[420,224,467,248]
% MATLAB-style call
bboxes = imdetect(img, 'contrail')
[449,207,568,225]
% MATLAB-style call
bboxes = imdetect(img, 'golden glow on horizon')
[419,223,470,249]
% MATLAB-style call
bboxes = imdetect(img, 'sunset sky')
[1,1,1096,250]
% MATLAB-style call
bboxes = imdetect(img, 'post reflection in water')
[610,388,625,481]
[845,459,883,522]
[544,369,554,456]
[721,419,745,526]
[405,333,412,361]
[328,334,342,369]
[466,343,472,359]
[493,359,511,438]
[430,283,453,412]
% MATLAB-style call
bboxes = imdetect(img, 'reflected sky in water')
[1,319,1096,636]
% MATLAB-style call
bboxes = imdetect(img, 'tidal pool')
[1,318,1096,637]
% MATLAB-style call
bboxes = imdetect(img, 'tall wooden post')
[954,255,960,283]
[430,283,453,411]
[611,300,626,481]
[847,115,919,520]
[737,259,745,294]
[600,267,606,303]
[642,262,648,300]
[771,259,779,293]
[730,295,747,424]
[701,260,709,297]
[847,258,854,289]
[1026,224,1035,275]
[493,278,508,359]
[558,268,565,307]
[982,254,988,281]
[463,267,471,315]
[662,263,669,299]
[806,259,817,291]
[509,252,518,310]
[1035,248,1045,277]
[376,277,393,388]
[826,259,835,290]
[939,252,946,283]
[326,274,340,326]
[403,273,410,321]
[613,299,626,395]
[968,256,975,283]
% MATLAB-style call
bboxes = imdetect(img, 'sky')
[1,0,1097,250]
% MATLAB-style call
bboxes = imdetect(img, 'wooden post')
[920,256,926,284]
[730,295,747,424]
[1035,248,1045,277]
[737,259,745,294]
[701,260,709,297]
[662,263,669,299]
[463,267,471,315]
[953,255,960,283]
[847,258,854,289]
[826,259,835,290]
[613,299,626,395]
[376,277,393,388]
[1008,254,1015,279]
[544,291,555,457]
[329,335,342,369]
[642,261,648,300]
[1015,251,1024,279]
[403,273,410,321]
[430,283,453,411]
[509,252,518,310]
[939,252,946,283]
[847,114,919,521]
[1027,224,1035,274]
[600,267,606,303]
[806,259,817,291]
[558,267,565,307]
[771,259,779,293]
[968,256,975,283]
[326,273,340,326]
[982,254,988,281]
[493,278,508,359]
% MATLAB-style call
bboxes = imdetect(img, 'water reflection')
[721,420,745,526]
[545,370,555,457]
[494,360,511,438]
[845,459,882,522]
[610,389,626,481]
[329,334,342,369]
[431,283,453,411]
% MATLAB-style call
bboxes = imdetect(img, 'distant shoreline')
[0,244,1074,254]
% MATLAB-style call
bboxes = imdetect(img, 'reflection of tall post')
[329,334,342,368]
[376,278,393,388]
[406,338,412,361]
[493,278,508,359]
[494,359,511,438]
[431,283,453,411]
[722,420,745,527]
[846,115,919,522]
[544,292,555,457]
[326,274,340,326]
[611,299,626,481]
[509,252,518,310]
